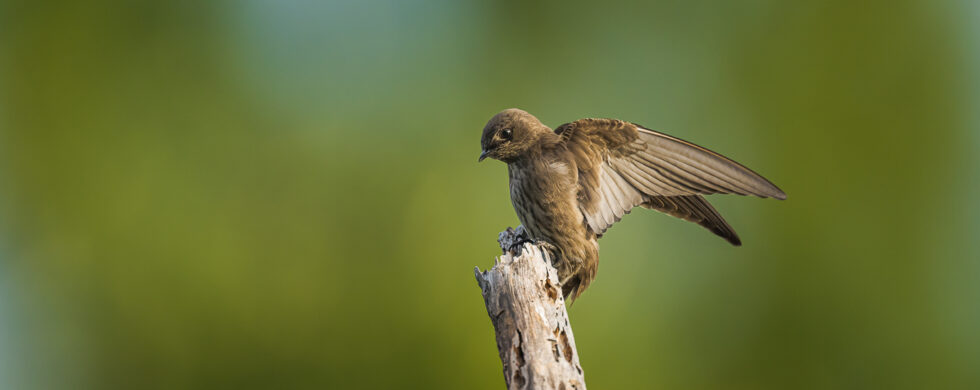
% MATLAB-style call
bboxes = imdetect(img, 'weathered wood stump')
[474,227,586,390]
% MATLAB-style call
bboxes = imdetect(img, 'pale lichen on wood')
[474,227,586,390]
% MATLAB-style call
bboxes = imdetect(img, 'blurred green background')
[2,0,979,389]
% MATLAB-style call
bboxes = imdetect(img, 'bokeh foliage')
[1,1,979,389]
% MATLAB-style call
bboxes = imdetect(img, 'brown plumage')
[479,108,786,302]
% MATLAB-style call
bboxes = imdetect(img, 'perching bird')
[479,108,785,302]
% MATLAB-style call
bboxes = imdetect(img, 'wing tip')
[634,124,788,201]
[719,228,742,246]
[757,180,786,200]
[771,188,787,200]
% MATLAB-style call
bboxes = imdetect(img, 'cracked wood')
[474,228,586,390]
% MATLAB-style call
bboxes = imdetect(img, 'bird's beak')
[478,150,488,162]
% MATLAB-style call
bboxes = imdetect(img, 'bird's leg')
[513,225,530,242]
[499,225,533,256]
[499,225,559,259]
[509,225,533,255]
[515,226,561,260]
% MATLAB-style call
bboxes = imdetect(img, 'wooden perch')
[474,227,586,390]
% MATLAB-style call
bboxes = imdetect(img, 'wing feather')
[642,195,741,246]
[635,127,786,199]
[556,118,784,243]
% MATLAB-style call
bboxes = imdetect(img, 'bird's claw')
[498,225,532,256]
[498,226,558,261]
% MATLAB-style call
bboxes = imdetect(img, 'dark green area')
[1,1,978,389]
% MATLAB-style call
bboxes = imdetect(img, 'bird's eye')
[500,128,513,140]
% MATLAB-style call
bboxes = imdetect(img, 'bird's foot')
[498,226,559,260]
[498,225,533,256]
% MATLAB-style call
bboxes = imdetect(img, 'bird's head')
[479,108,548,163]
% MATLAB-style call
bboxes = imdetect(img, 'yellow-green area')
[1,1,978,389]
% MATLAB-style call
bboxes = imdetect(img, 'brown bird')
[479,108,785,302]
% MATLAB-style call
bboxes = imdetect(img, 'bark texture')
[474,227,586,390]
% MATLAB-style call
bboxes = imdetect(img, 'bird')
[479,108,785,302]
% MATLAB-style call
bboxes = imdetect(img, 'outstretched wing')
[555,118,785,244]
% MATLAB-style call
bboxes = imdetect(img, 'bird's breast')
[507,158,584,243]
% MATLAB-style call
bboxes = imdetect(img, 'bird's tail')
[559,242,599,305]
[562,275,584,305]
